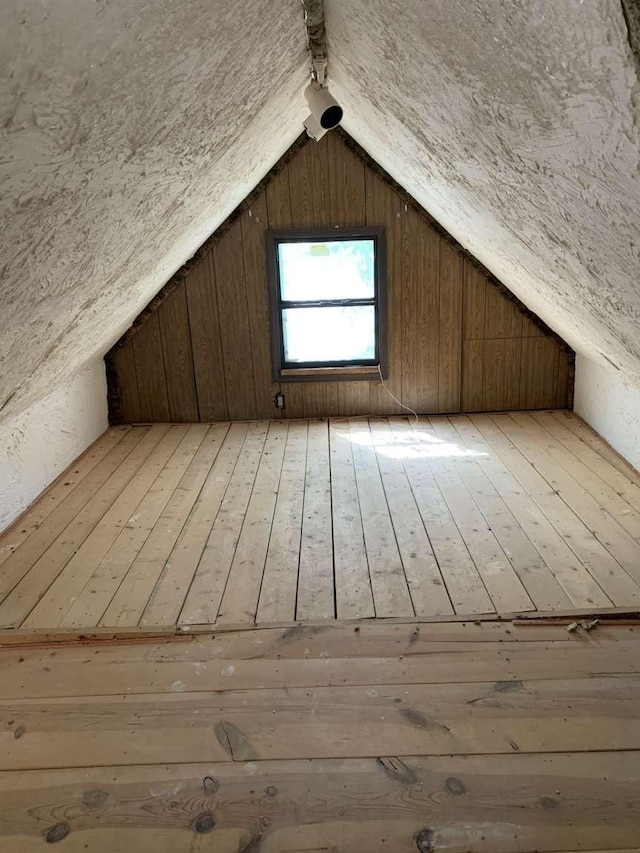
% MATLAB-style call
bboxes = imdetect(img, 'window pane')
[278,239,375,302]
[283,306,376,364]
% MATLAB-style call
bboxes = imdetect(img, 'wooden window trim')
[267,227,387,383]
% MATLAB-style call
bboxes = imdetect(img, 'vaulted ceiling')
[2,0,640,420]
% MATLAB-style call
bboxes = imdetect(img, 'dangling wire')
[377,364,419,423]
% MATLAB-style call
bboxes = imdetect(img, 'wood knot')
[45,822,70,844]
[193,812,216,834]
[13,725,26,740]
[415,827,435,852]
[445,776,466,796]
[82,788,108,809]
[539,795,558,809]
[203,776,219,794]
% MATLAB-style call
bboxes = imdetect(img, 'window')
[267,227,386,381]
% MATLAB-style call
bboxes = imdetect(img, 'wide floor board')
[0,619,639,850]
[1,411,640,629]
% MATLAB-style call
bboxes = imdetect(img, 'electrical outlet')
[274,392,285,410]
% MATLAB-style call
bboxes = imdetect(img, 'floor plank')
[178,422,269,625]
[256,422,308,622]
[0,427,130,568]
[2,751,640,852]
[436,416,573,611]
[0,427,166,628]
[216,422,288,624]
[389,418,494,614]
[413,417,534,613]
[369,419,453,616]
[101,425,231,626]
[295,421,335,620]
[329,420,375,619]
[349,419,414,617]
[139,423,243,627]
[2,413,640,630]
[22,426,194,628]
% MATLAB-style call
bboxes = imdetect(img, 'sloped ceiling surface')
[2,0,640,422]
[329,0,640,382]
[1,0,307,418]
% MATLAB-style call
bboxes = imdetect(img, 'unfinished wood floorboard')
[434,417,573,611]
[22,425,194,628]
[295,420,335,620]
[62,425,221,628]
[328,420,375,619]
[0,426,130,568]
[256,422,307,622]
[178,422,269,625]
[369,419,453,616]
[412,417,534,613]
[470,416,615,608]
[349,419,414,617]
[2,751,640,852]
[101,425,232,626]
[532,410,640,515]
[2,412,640,630]
[0,621,639,850]
[139,422,242,627]
[216,422,288,624]
[0,427,165,628]
[389,417,494,614]
[488,414,640,602]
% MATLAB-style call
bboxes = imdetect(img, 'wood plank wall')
[106,132,573,423]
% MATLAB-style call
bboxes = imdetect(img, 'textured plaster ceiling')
[1,0,307,419]
[2,0,640,422]
[329,0,640,382]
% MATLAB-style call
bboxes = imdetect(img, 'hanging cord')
[376,364,419,423]
[330,367,419,425]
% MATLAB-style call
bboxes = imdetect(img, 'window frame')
[267,226,387,382]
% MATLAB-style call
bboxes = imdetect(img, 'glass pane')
[278,239,375,302]
[282,306,376,364]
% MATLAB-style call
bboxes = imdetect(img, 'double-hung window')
[267,227,386,381]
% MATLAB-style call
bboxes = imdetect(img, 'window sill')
[279,365,382,382]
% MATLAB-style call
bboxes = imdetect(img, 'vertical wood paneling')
[461,339,484,412]
[265,165,292,229]
[241,190,279,419]
[157,286,199,422]
[520,337,560,409]
[212,218,257,421]
[402,208,439,412]
[108,132,573,424]
[555,351,570,407]
[463,261,487,340]
[303,383,339,419]
[131,313,170,422]
[438,241,463,412]
[265,162,305,419]
[328,132,366,227]
[112,341,141,423]
[484,284,524,339]
[483,339,522,411]
[289,135,330,227]
[366,167,403,414]
[185,254,228,421]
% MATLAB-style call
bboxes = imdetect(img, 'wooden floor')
[2,410,640,630]
[1,618,640,850]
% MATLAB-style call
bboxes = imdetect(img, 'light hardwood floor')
[2,410,640,630]
[0,618,639,850]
